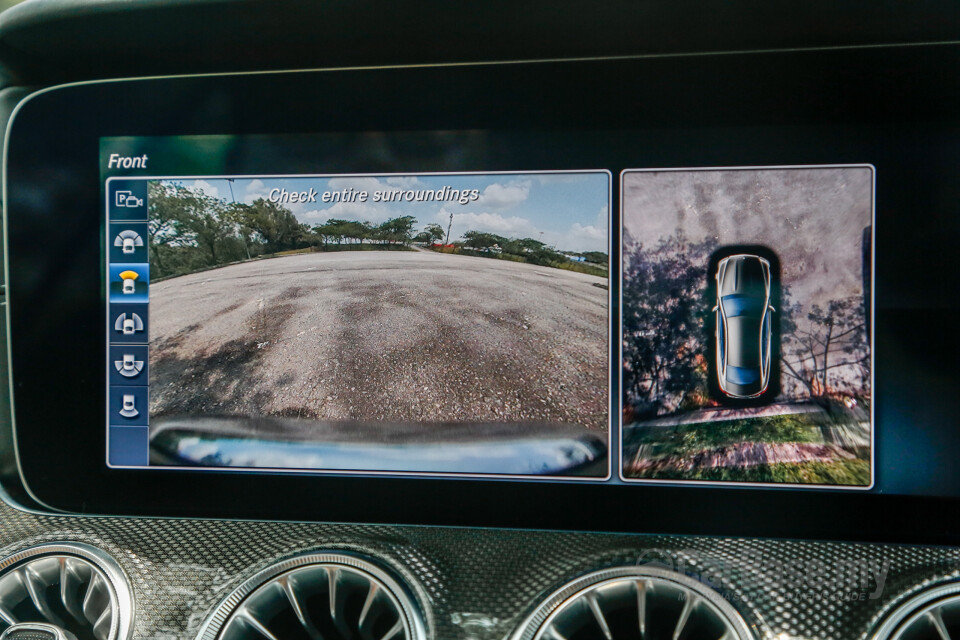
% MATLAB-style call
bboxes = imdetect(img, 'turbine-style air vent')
[873,582,960,640]
[0,544,132,640]
[198,552,426,640]
[512,566,753,640]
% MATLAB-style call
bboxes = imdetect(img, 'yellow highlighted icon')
[119,270,140,294]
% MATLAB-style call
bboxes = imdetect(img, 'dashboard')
[0,2,958,640]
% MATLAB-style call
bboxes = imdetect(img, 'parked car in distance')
[714,254,774,398]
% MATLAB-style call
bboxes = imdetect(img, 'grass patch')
[555,261,608,277]
[627,459,870,486]
[625,413,826,458]
[272,247,315,257]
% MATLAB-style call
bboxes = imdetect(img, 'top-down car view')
[714,254,774,399]
[0,2,957,640]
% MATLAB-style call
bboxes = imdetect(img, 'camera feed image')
[621,166,873,487]
[146,172,611,477]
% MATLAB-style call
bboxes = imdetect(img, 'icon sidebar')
[107,179,150,466]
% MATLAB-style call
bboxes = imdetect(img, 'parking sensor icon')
[119,395,139,419]
[119,270,139,294]
[114,312,144,335]
[115,354,144,378]
[114,230,144,254]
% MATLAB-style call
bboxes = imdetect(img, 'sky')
[178,172,610,253]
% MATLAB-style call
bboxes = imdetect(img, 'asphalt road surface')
[149,250,609,435]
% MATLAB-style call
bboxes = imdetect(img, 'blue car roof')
[720,293,766,318]
[724,365,761,386]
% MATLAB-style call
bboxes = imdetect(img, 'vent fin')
[237,611,280,640]
[379,619,404,640]
[0,604,18,626]
[60,560,87,626]
[636,580,647,636]
[23,568,65,629]
[927,608,952,640]
[92,608,113,640]
[358,582,379,630]
[327,567,339,627]
[673,593,699,640]
[584,592,613,640]
[278,576,322,640]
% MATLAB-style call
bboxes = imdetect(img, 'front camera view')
[111,171,611,477]
[621,166,873,487]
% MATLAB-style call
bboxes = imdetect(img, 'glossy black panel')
[6,48,960,540]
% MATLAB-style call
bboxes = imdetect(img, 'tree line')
[149,182,423,278]
[458,231,607,269]
[147,181,608,279]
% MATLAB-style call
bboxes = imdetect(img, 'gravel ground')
[148,250,609,435]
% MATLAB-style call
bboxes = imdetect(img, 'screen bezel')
[5,51,960,542]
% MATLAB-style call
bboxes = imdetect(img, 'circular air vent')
[872,581,960,639]
[512,566,753,640]
[197,552,426,640]
[0,543,132,640]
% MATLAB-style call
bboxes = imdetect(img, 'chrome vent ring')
[0,543,132,640]
[873,581,960,639]
[197,552,426,640]
[512,566,753,640]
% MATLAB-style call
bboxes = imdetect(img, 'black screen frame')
[6,48,960,542]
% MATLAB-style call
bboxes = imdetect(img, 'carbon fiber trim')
[0,496,956,640]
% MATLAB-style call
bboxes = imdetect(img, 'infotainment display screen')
[7,53,959,536]
[100,135,874,489]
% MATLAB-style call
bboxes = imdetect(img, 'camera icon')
[115,190,144,208]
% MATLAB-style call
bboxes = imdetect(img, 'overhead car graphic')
[714,254,775,398]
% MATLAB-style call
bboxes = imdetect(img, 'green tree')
[582,251,609,265]
[462,231,506,250]
[313,219,349,246]
[424,223,445,244]
[233,198,304,252]
[147,181,205,276]
[513,237,546,253]
[148,181,238,274]
[377,216,417,244]
[222,201,258,258]
[525,245,564,266]
[340,220,371,244]
[185,199,233,265]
